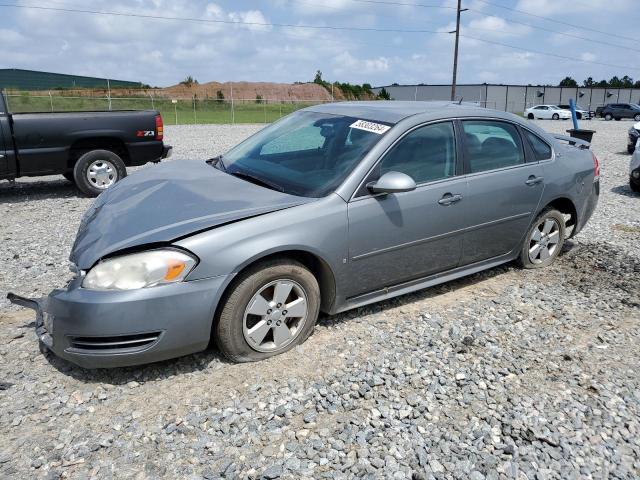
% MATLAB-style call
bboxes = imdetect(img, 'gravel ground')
[0,119,639,479]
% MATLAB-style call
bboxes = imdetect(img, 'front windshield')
[221,111,392,198]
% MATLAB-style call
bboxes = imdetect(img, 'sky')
[0,0,638,88]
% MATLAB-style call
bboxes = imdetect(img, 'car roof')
[305,101,507,124]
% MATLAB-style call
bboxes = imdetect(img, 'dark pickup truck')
[0,92,171,196]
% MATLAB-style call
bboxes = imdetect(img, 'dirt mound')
[162,81,335,102]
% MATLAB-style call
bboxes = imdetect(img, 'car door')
[536,106,550,119]
[346,121,467,297]
[459,119,545,266]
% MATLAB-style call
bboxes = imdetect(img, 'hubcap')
[528,218,560,264]
[243,279,308,353]
[87,160,117,189]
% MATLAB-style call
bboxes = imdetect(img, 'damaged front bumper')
[7,293,53,352]
[7,273,230,369]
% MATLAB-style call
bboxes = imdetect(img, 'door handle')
[525,175,544,186]
[438,193,463,206]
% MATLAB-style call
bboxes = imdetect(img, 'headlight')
[82,249,197,291]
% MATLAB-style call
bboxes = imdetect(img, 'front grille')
[68,332,161,352]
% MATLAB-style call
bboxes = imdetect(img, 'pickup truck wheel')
[518,209,566,269]
[73,150,127,197]
[604,113,613,121]
[214,259,320,363]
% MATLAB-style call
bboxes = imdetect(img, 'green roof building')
[0,68,144,91]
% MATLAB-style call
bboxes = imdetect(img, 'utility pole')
[450,0,468,101]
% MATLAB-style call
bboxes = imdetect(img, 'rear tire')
[634,114,640,121]
[631,179,640,193]
[518,209,566,269]
[552,113,559,120]
[73,150,127,197]
[214,259,320,363]
[628,145,636,154]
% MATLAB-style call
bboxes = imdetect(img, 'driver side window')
[379,122,456,185]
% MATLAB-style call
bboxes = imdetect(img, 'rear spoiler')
[552,134,590,149]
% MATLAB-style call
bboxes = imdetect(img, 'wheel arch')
[221,248,338,315]
[68,137,129,170]
[539,196,578,237]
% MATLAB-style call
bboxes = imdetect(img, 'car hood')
[70,160,313,269]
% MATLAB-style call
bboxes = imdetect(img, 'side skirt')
[333,253,515,314]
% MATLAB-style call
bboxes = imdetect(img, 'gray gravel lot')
[0,119,639,479]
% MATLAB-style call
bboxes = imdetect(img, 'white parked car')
[525,105,572,120]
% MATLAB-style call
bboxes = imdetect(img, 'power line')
[346,0,637,51]
[0,3,447,34]
[463,13,636,52]
[471,0,636,42]
[349,0,455,9]
[3,2,637,74]
[461,34,640,71]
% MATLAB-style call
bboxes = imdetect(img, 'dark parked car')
[0,92,171,196]
[599,103,640,121]
[628,122,640,154]
[557,104,593,120]
[9,102,600,368]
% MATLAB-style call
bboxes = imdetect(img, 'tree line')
[558,76,640,88]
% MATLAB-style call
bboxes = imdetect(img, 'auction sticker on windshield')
[350,119,391,135]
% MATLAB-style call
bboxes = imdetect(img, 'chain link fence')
[3,91,332,125]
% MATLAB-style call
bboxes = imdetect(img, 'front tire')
[527,113,534,120]
[604,113,613,121]
[552,113,559,120]
[214,259,320,363]
[518,209,566,269]
[634,114,640,122]
[631,178,640,193]
[73,150,127,197]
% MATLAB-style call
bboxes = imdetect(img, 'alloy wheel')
[87,159,117,189]
[243,279,308,353]
[528,218,561,264]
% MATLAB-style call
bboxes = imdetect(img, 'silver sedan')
[10,102,600,368]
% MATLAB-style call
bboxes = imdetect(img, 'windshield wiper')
[229,171,285,193]
[206,155,226,171]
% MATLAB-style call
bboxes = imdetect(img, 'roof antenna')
[457,97,463,105]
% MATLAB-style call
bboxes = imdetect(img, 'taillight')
[592,152,600,178]
[155,114,164,141]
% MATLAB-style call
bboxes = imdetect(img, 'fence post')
[193,95,197,124]
[230,83,235,125]
[49,91,54,112]
[149,92,155,110]
[107,79,112,111]
[263,99,267,123]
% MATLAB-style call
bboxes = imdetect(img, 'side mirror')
[367,171,416,194]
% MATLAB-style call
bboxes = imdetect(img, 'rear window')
[523,130,552,161]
